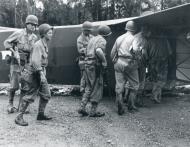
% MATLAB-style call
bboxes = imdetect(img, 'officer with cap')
[111,20,139,115]
[15,23,53,126]
[4,15,38,114]
[78,25,112,117]
[77,21,94,93]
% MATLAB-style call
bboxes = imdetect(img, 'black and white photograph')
[0,0,190,146]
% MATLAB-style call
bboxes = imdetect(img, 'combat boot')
[78,97,88,116]
[37,113,52,120]
[15,101,29,126]
[7,90,17,114]
[89,102,105,117]
[37,98,52,121]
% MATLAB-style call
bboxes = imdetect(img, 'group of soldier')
[76,20,172,116]
[4,15,53,126]
[76,0,172,116]
[4,0,172,126]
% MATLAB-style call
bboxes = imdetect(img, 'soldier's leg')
[115,71,125,115]
[136,66,146,107]
[127,69,139,112]
[89,74,105,117]
[152,60,167,104]
[7,72,20,114]
[124,82,130,104]
[152,82,161,104]
[78,68,92,116]
[80,70,86,93]
[18,89,31,114]
[15,70,38,126]
[15,100,29,126]
[37,80,52,120]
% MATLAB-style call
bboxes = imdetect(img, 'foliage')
[0,0,189,27]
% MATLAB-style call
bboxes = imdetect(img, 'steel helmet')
[125,21,137,32]
[25,15,38,25]
[82,21,93,31]
[38,23,53,37]
[98,25,112,36]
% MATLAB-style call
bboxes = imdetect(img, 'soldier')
[132,25,150,107]
[111,21,139,115]
[147,29,172,103]
[15,24,53,126]
[78,25,112,117]
[77,21,94,93]
[4,15,38,114]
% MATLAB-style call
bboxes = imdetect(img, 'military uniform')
[15,36,52,126]
[147,33,172,103]
[78,35,107,117]
[77,33,93,92]
[132,32,148,106]
[111,31,139,115]
[4,29,37,112]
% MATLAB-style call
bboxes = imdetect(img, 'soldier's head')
[125,21,137,34]
[82,21,93,36]
[98,25,112,38]
[25,15,38,32]
[38,23,53,41]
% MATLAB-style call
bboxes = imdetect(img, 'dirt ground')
[0,94,190,147]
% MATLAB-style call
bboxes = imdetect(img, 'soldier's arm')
[31,44,42,71]
[77,37,86,54]
[4,30,21,50]
[96,48,107,67]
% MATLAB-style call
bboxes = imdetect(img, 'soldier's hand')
[102,62,107,67]
[40,72,47,83]
[102,62,108,74]
[11,47,20,59]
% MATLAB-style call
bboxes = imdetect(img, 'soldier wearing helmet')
[129,25,150,108]
[78,25,112,117]
[4,15,38,114]
[77,21,94,94]
[110,20,139,115]
[15,23,53,126]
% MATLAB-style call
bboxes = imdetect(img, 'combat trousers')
[136,65,146,106]
[79,60,86,92]
[20,66,51,109]
[149,59,168,103]
[114,60,139,113]
[80,65,103,110]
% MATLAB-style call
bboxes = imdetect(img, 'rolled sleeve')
[4,30,21,50]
